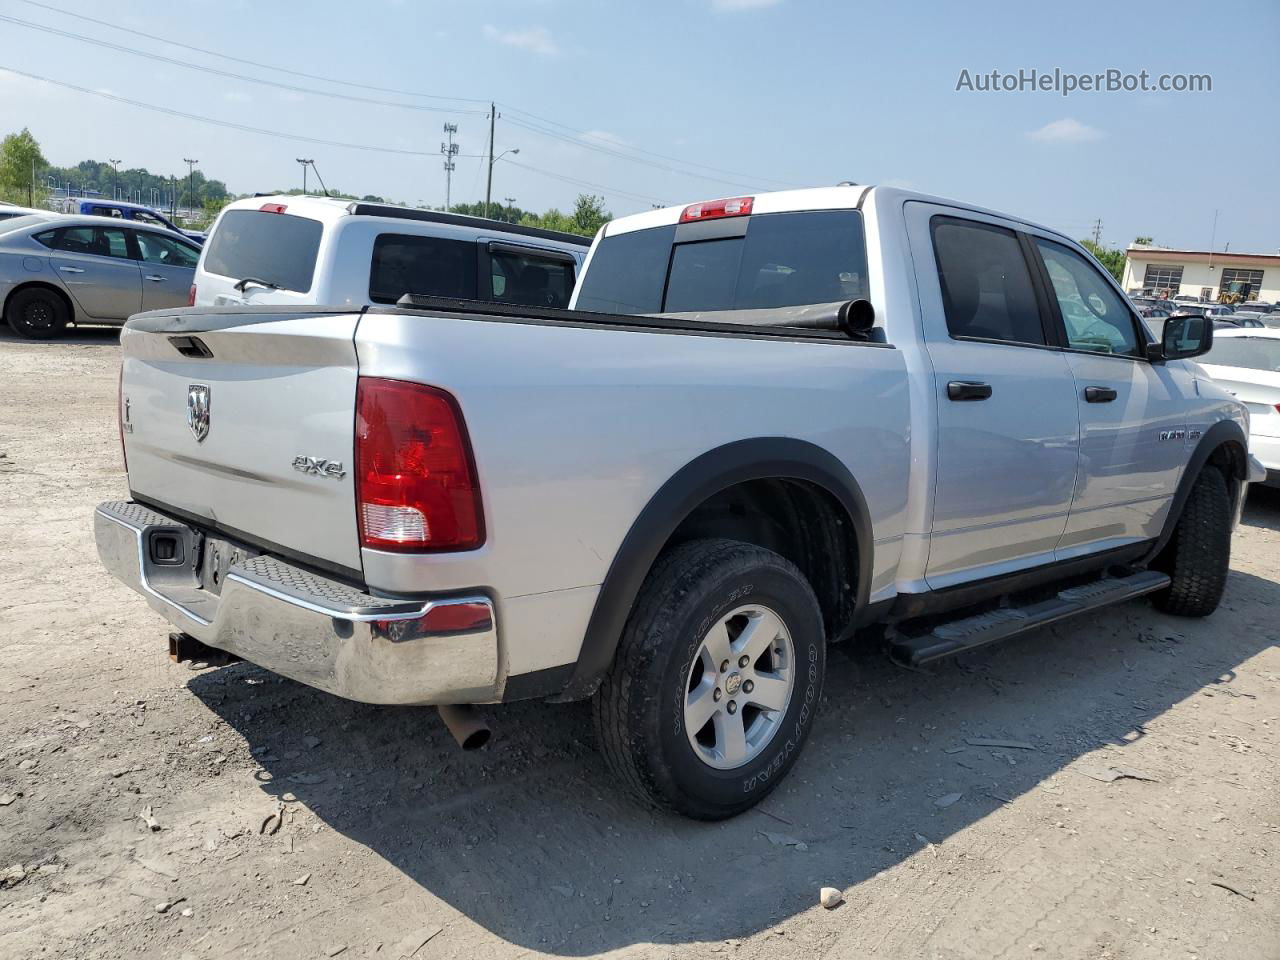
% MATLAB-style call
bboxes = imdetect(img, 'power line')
[0,67,442,155]
[503,158,667,207]
[10,0,791,193]
[0,13,486,115]
[12,0,491,105]
[500,105,802,190]
[2,67,673,208]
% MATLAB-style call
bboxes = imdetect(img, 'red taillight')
[679,196,754,224]
[259,203,288,214]
[355,378,483,552]
[187,284,196,306]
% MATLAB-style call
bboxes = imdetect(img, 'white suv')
[192,194,590,309]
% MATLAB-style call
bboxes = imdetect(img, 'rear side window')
[203,210,322,293]
[487,247,575,308]
[932,218,1046,346]
[368,234,478,304]
[574,211,869,317]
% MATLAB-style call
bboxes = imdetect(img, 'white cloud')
[712,0,784,9]
[1026,118,1104,144]
[483,24,558,57]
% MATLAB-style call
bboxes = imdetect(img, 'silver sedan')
[0,213,201,339]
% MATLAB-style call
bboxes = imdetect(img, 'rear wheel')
[1153,466,1232,617]
[593,539,826,820]
[6,287,68,340]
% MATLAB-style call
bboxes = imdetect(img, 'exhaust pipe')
[437,704,491,750]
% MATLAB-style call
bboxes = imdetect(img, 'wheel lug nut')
[743,680,754,693]
[713,688,722,701]
[738,655,749,668]
[727,701,737,715]
[720,660,730,673]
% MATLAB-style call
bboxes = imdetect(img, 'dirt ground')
[1,325,1277,960]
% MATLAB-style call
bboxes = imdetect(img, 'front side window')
[50,226,131,259]
[1036,239,1141,357]
[90,206,124,219]
[368,233,478,304]
[488,247,574,308]
[133,210,170,229]
[136,231,200,268]
[932,218,1046,345]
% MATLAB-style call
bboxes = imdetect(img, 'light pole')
[183,158,198,220]
[504,197,516,222]
[296,158,312,194]
[485,148,518,219]
[109,158,121,200]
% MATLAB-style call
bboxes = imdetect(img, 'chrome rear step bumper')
[94,500,499,705]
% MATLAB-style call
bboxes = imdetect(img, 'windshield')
[575,210,870,322]
[203,209,322,293]
[1205,337,1280,372]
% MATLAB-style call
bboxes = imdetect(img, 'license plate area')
[200,536,260,596]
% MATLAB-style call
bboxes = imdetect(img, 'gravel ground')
[1,326,1277,960]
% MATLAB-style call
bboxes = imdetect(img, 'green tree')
[0,128,48,206]
[1079,238,1126,284]
[1133,235,1153,246]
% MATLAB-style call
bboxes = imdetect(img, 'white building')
[1122,245,1280,303]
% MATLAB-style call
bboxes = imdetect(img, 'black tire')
[593,538,826,820]
[1152,466,1232,617]
[6,287,68,340]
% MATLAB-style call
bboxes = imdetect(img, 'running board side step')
[889,570,1171,665]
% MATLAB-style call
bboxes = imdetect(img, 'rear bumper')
[94,501,499,705]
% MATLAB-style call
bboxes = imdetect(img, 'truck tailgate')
[120,310,363,573]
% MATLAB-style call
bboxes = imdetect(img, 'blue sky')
[3,0,1277,251]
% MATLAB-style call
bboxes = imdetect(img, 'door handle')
[145,275,167,282]
[1084,386,1117,403]
[59,266,85,274]
[947,381,993,401]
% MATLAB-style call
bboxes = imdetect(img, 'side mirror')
[1160,314,1213,360]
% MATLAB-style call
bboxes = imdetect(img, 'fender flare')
[1143,418,1248,564]
[557,437,874,700]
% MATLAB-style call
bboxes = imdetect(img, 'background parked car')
[1199,327,1280,487]
[193,195,588,309]
[0,213,201,339]
[0,202,56,222]
[59,197,205,243]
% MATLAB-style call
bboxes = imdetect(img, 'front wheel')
[593,539,826,820]
[1153,466,1232,617]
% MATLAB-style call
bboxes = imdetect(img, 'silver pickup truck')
[96,185,1265,819]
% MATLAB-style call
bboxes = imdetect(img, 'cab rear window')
[575,210,869,317]
[203,210,322,293]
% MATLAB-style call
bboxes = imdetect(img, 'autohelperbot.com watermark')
[955,68,1212,96]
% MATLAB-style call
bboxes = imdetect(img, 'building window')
[1219,268,1264,300]
[1142,265,1183,295]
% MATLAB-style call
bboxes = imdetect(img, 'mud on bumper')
[94,501,499,705]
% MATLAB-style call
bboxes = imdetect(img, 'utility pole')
[170,175,177,219]
[1091,218,1103,247]
[504,197,516,222]
[484,102,496,219]
[29,154,35,206]
[183,158,198,220]
[109,158,121,200]
[441,123,459,212]
[296,158,312,194]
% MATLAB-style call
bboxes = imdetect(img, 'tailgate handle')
[169,335,214,359]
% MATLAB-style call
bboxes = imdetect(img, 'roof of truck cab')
[225,194,590,247]
[602,184,1073,245]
